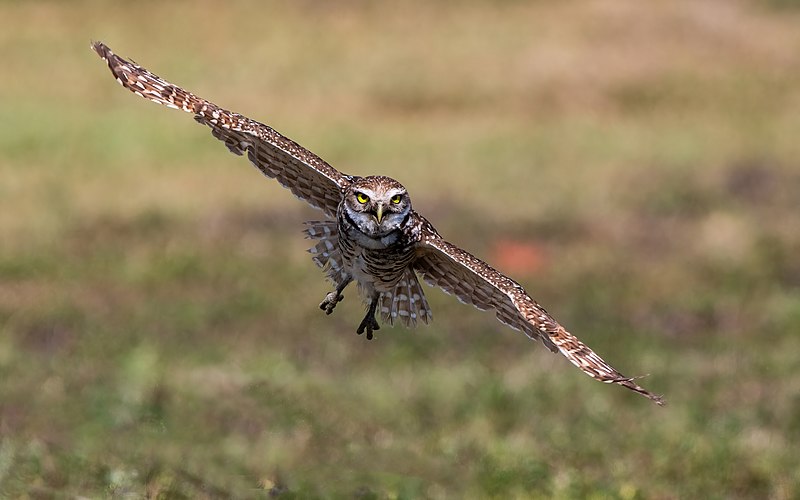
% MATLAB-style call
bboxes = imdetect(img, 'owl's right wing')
[413,218,665,405]
[92,42,351,218]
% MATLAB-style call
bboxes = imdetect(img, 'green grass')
[2,1,800,497]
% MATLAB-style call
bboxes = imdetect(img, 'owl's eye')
[356,192,370,204]
[390,194,402,204]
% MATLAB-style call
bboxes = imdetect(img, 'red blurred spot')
[490,239,547,276]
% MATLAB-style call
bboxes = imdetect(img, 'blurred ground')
[1,0,799,497]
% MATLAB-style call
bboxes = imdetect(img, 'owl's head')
[343,176,411,238]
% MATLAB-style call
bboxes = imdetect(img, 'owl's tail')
[379,270,433,328]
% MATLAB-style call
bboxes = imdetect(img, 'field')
[1,1,799,498]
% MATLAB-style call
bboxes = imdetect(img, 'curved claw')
[356,316,381,340]
[319,292,344,315]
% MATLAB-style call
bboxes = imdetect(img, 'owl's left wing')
[413,220,665,406]
[92,42,351,217]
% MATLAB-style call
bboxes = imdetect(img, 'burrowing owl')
[92,42,664,405]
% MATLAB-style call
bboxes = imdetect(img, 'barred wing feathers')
[413,222,665,406]
[91,41,350,217]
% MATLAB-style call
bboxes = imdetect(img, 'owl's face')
[343,176,411,238]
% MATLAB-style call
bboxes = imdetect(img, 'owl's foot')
[319,291,344,315]
[356,297,381,340]
[320,279,353,315]
[356,314,380,340]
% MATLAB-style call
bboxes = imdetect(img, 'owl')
[92,42,664,406]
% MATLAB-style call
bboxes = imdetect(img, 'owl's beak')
[374,203,384,223]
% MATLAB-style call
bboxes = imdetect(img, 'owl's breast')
[341,242,415,296]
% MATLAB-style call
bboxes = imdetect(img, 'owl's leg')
[320,277,352,315]
[356,295,381,340]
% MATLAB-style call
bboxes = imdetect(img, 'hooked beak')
[375,203,384,223]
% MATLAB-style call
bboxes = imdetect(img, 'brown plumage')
[92,41,664,406]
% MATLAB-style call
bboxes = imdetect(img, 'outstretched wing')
[92,42,351,217]
[413,217,665,406]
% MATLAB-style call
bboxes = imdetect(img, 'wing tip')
[90,40,110,60]
[614,375,666,406]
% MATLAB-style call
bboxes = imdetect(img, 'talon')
[356,294,381,340]
[356,315,380,340]
[319,291,344,315]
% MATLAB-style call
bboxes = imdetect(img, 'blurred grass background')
[1,0,799,497]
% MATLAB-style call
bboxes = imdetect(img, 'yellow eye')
[390,194,402,204]
[356,192,370,204]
